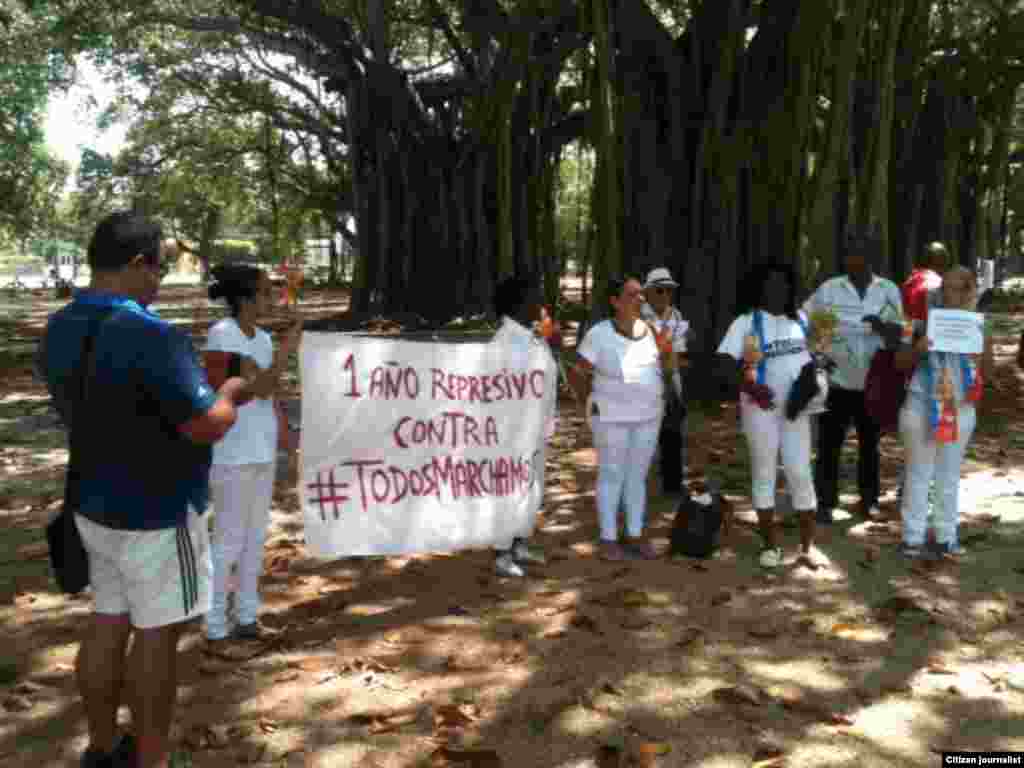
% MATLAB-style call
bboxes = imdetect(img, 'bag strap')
[753,311,767,385]
[64,309,116,510]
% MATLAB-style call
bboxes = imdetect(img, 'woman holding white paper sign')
[895,267,994,558]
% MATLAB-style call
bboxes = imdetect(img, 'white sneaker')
[796,547,826,570]
[495,553,525,578]
[511,539,546,566]
[759,547,783,569]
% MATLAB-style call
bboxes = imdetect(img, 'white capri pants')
[899,397,976,548]
[741,400,817,511]
[207,462,275,638]
[592,416,662,541]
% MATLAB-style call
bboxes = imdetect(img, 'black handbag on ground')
[46,310,113,594]
[669,479,725,559]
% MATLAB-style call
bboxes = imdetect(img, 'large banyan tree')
[51,0,1024,343]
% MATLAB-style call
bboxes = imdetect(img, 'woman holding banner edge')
[491,274,553,578]
[573,275,667,562]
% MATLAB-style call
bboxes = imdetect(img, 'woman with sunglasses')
[640,268,690,494]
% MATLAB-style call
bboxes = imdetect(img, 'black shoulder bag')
[46,311,112,594]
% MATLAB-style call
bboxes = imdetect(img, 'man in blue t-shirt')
[40,212,260,768]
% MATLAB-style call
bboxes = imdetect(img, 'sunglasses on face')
[140,257,171,279]
[651,286,673,295]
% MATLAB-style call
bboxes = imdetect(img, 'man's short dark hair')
[87,212,163,273]
[917,241,951,271]
[845,230,883,264]
[494,274,534,319]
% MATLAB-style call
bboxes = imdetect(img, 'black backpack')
[669,479,726,559]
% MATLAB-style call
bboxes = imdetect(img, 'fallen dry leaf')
[258,718,278,734]
[227,724,254,739]
[434,703,480,730]
[710,590,732,607]
[350,708,421,735]
[15,542,48,560]
[570,614,601,634]
[712,685,761,707]
[594,745,624,768]
[237,741,267,764]
[621,615,652,631]
[2,695,33,712]
[632,740,671,767]
[289,656,334,673]
[618,589,650,607]
[182,725,218,751]
[206,724,229,749]
[676,627,705,649]
[429,746,502,767]
[827,713,855,727]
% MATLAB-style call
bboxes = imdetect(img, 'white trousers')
[592,416,662,541]
[899,398,976,547]
[208,462,275,637]
[741,401,816,511]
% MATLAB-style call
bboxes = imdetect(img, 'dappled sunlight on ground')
[2,290,1024,766]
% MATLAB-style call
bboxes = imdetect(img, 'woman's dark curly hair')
[736,262,800,320]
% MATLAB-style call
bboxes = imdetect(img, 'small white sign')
[830,303,869,329]
[926,309,984,355]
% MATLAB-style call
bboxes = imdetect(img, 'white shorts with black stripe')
[75,506,212,629]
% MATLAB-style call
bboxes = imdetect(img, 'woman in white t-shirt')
[573,275,668,562]
[203,265,301,641]
[717,263,818,569]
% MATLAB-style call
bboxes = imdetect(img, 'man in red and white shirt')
[901,241,951,323]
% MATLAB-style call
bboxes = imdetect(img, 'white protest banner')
[926,309,984,355]
[298,332,556,558]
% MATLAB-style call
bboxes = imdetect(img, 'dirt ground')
[2,286,1024,768]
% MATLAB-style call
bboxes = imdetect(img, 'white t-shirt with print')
[802,275,903,391]
[577,319,664,422]
[205,318,279,465]
[717,311,812,403]
[640,304,688,353]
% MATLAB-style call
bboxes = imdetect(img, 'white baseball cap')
[644,267,679,289]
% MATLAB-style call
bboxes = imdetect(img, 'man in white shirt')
[491,275,553,577]
[803,232,904,524]
[640,267,689,493]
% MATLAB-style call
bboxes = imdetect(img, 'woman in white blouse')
[573,275,669,561]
